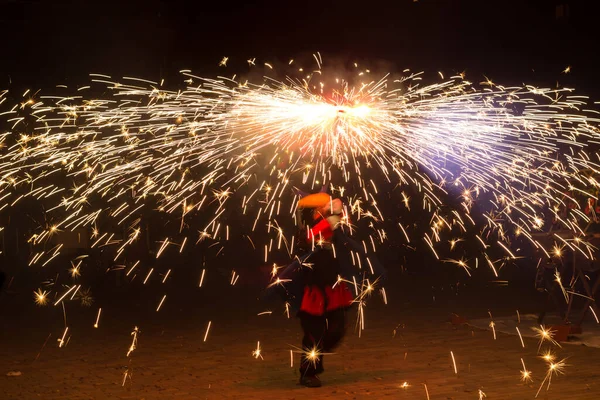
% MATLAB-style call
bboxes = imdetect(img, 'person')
[0,268,5,293]
[268,189,384,388]
[536,258,567,324]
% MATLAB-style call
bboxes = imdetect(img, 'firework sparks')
[199,269,206,287]
[540,349,555,364]
[535,357,568,398]
[489,321,497,340]
[590,306,599,323]
[520,358,532,383]
[127,326,139,357]
[94,308,102,328]
[57,327,69,348]
[305,347,321,369]
[288,343,334,371]
[33,289,49,306]
[203,321,212,342]
[533,325,561,352]
[2,56,600,396]
[3,58,600,284]
[252,341,263,360]
[156,294,167,312]
[516,327,525,348]
[54,285,78,306]
[122,370,130,387]
[423,383,430,400]
[450,351,458,374]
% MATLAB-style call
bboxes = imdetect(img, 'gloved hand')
[307,198,345,241]
[320,198,344,230]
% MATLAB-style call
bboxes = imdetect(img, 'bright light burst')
[33,288,49,306]
[520,358,533,383]
[2,59,600,271]
[252,341,263,360]
[536,356,568,398]
[533,325,561,352]
[2,56,600,365]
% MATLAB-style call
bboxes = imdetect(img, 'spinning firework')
[1,55,600,306]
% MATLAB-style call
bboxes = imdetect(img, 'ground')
[1,280,599,400]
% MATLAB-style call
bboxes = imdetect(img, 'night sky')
[1,0,599,92]
[1,0,599,273]
[1,0,599,294]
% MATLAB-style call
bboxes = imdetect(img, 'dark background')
[0,0,599,93]
[1,0,599,318]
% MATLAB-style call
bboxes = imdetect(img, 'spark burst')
[127,326,139,357]
[252,341,263,360]
[533,325,561,352]
[1,57,600,394]
[520,358,533,383]
[2,57,600,282]
[535,356,568,398]
[33,288,49,306]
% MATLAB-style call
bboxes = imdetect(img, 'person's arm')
[332,229,387,281]
[306,199,343,241]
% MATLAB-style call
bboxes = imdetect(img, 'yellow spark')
[122,370,130,387]
[252,341,263,360]
[203,321,211,342]
[535,357,567,398]
[533,325,561,352]
[57,327,69,348]
[33,289,49,306]
[127,326,139,357]
[450,351,458,374]
[69,262,81,278]
[94,308,102,328]
[540,349,555,363]
[156,294,167,312]
[520,358,532,383]
[516,327,525,348]
[590,306,599,323]
[199,269,206,287]
[489,321,496,340]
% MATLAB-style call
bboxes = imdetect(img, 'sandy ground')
[470,313,600,348]
[1,284,600,400]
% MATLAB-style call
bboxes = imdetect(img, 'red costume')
[295,192,353,387]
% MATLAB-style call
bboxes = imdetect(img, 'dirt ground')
[1,283,599,400]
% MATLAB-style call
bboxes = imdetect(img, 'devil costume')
[266,190,385,387]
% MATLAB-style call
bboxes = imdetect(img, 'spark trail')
[1,56,600,305]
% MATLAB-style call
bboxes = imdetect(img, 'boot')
[299,375,322,388]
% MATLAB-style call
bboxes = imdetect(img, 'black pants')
[538,268,567,324]
[299,308,346,377]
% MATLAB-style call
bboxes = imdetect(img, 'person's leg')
[317,308,347,372]
[299,313,327,387]
[299,314,326,376]
[539,268,563,324]
[323,308,347,352]
[547,273,567,320]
